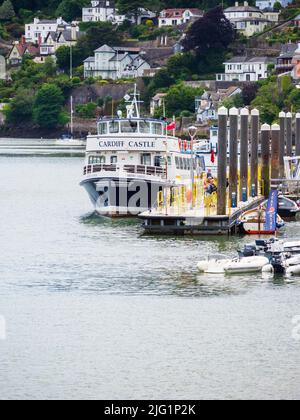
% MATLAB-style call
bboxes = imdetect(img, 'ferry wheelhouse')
[80,92,206,217]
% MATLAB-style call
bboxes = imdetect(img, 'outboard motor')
[242,244,257,257]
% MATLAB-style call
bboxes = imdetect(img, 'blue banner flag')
[264,190,278,232]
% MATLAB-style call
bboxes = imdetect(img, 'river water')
[0,151,300,400]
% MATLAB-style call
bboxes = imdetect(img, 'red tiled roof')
[160,8,203,19]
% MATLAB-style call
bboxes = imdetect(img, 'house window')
[111,156,117,164]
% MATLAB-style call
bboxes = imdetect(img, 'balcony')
[83,164,166,178]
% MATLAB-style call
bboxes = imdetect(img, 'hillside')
[1,1,254,22]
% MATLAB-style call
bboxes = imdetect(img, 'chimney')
[38,34,42,46]
[235,2,239,6]
[21,35,26,46]
[71,24,77,41]
[244,1,248,6]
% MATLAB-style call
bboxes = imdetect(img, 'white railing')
[83,164,166,178]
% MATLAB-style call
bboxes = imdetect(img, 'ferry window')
[154,156,161,167]
[160,156,172,166]
[179,157,184,170]
[111,156,117,164]
[152,122,163,135]
[109,121,119,134]
[121,121,138,133]
[175,157,180,169]
[139,121,151,134]
[141,153,151,166]
[183,159,188,170]
[89,155,106,165]
[98,122,108,135]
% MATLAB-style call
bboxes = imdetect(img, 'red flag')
[211,149,215,164]
[166,122,176,131]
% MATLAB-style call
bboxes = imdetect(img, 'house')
[84,45,151,80]
[150,93,167,116]
[291,44,300,80]
[224,2,273,37]
[256,0,292,10]
[276,42,298,75]
[83,0,116,22]
[195,87,242,123]
[216,56,274,82]
[0,55,6,79]
[40,25,84,57]
[25,17,69,43]
[0,102,6,125]
[294,14,300,28]
[158,8,203,28]
[7,39,40,66]
[263,10,280,23]
[82,0,156,25]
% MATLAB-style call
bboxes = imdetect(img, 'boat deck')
[139,196,265,235]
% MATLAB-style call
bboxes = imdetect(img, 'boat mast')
[70,44,74,138]
[125,84,142,119]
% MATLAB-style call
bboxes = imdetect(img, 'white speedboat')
[197,257,232,274]
[197,256,269,275]
[55,135,86,147]
[223,256,269,274]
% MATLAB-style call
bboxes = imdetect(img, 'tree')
[182,6,235,57]
[165,82,204,117]
[251,79,281,124]
[4,89,34,124]
[79,22,122,54]
[116,0,150,24]
[44,57,57,77]
[273,1,282,12]
[56,0,89,22]
[33,83,66,128]
[0,0,16,21]
[166,52,198,81]
[242,84,259,106]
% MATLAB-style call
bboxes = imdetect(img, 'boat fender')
[262,264,274,274]
[197,261,209,273]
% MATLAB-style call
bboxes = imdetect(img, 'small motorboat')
[197,257,232,274]
[262,195,300,220]
[55,134,86,147]
[238,207,284,235]
[223,256,270,274]
[286,265,300,276]
[239,238,300,275]
[197,256,269,275]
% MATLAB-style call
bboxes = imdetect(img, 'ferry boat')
[80,89,207,217]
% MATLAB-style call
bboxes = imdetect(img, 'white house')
[84,45,151,80]
[216,56,274,82]
[83,0,156,25]
[195,87,242,123]
[25,17,70,43]
[39,25,84,57]
[0,55,6,79]
[256,0,292,10]
[83,0,116,22]
[224,2,274,37]
[158,8,203,28]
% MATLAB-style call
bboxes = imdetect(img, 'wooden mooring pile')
[140,107,299,235]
